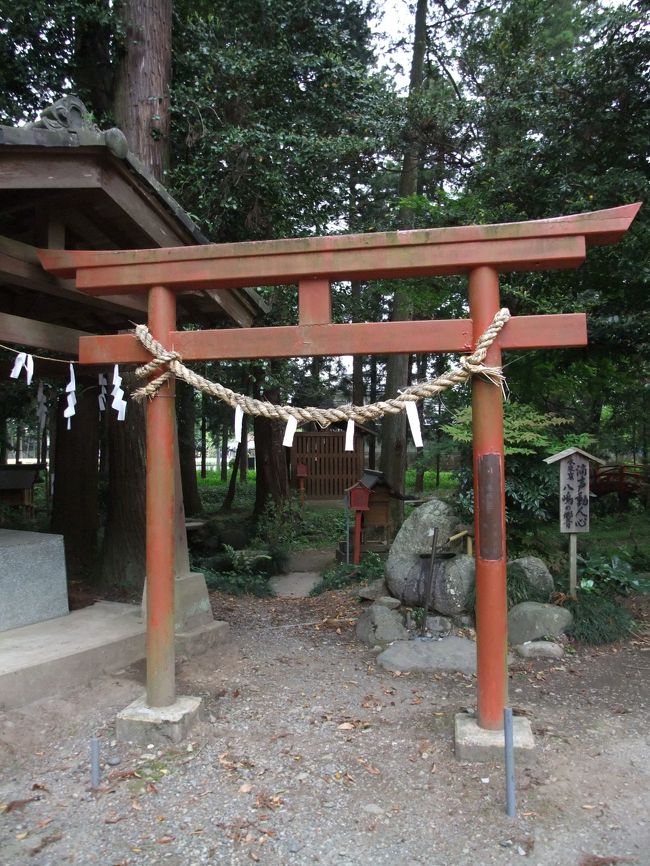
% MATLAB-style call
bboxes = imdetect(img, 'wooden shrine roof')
[0,96,265,356]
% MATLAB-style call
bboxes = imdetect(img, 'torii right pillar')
[469,266,508,731]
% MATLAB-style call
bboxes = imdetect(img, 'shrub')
[310,551,384,596]
[564,593,634,645]
[196,544,273,597]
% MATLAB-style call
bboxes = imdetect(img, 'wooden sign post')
[544,447,606,597]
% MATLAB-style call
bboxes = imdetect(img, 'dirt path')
[1,590,648,866]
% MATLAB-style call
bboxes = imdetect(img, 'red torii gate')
[40,203,640,733]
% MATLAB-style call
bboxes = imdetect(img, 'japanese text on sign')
[559,454,589,533]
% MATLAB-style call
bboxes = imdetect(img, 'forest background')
[0,0,647,589]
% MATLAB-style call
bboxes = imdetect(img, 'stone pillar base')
[454,712,535,763]
[116,694,202,745]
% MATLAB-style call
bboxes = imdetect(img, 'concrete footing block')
[454,712,535,763]
[116,694,203,746]
[175,620,230,657]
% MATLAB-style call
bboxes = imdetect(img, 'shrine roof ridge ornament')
[38,203,641,296]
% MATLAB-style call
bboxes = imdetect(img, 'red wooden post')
[353,511,363,565]
[146,285,177,707]
[469,266,508,730]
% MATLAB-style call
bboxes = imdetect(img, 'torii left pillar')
[115,285,203,743]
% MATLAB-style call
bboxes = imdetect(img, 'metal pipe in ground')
[504,707,516,817]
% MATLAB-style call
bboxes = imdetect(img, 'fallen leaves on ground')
[28,833,63,856]
[0,796,40,813]
[254,791,284,811]
[578,856,637,866]
[356,757,381,775]
[219,752,256,772]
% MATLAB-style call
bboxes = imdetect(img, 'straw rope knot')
[132,309,511,423]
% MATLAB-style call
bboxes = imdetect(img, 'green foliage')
[564,593,635,645]
[466,560,550,613]
[310,551,384,596]
[443,402,571,456]
[253,497,345,554]
[198,543,273,597]
[576,551,650,597]
[446,401,576,535]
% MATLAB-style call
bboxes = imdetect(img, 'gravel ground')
[1,589,649,866]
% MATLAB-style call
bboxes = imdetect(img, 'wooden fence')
[290,431,364,499]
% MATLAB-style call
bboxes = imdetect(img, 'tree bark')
[100,375,147,593]
[98,1,172,594]
[220,426,229,481]
[176,379,202,515]
[380,0,428,530]
[220,440,243,513]
[253,379,289,517]
[113,0,172,182]
[51,383,99,582]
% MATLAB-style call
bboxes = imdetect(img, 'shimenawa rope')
[131,308,511,425]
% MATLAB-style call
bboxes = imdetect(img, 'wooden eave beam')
[0,235,147,316]
[78,313,587,365]
[0,312,88,356]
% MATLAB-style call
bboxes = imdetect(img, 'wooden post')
[353,510,363,565]
[145,285,177,708]
[569,532,578,598]
[469,265,508,731]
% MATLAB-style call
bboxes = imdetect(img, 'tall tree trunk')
[380,0,428,530]
[351,281,365,407]
[240,414,249,482]
[200,393,207,478]
[100,375,147,592]
[220,426,229,481]
[368,357,378,469]
[51,383,99,583]
[97,1,172,594]
[176,379,202,515]
[113,0,172,182]
[253,379,289,517]
[220,441,243,513]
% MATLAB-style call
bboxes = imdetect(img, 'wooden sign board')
[559,453,590,533]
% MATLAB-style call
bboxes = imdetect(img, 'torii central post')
[40,203,639,748]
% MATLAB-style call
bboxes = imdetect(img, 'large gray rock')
[385,499,460,605]
[377,636,477,674]
[356,604,407,647]
[434,554,475,615]
[508,602,573,646]
[357,579,388,602]
[508,556,554,599]
[515,641,564,660]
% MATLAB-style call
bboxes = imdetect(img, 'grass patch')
[563,593,635,645]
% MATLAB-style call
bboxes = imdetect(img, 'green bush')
[195,544,273,597]
[310,551,384,596]
[576,550,650,596]
[564,593,635,645]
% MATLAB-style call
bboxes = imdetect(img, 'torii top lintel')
[40,204,640,295]
[37,203,640,365]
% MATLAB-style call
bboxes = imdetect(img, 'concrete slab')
[271,572,321,598]
[0,529,68,631]
[0,602,145,710]
[454,713,535,763]
[0,602,231,709]
[377,636,477,674]
[116,694,203,745]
